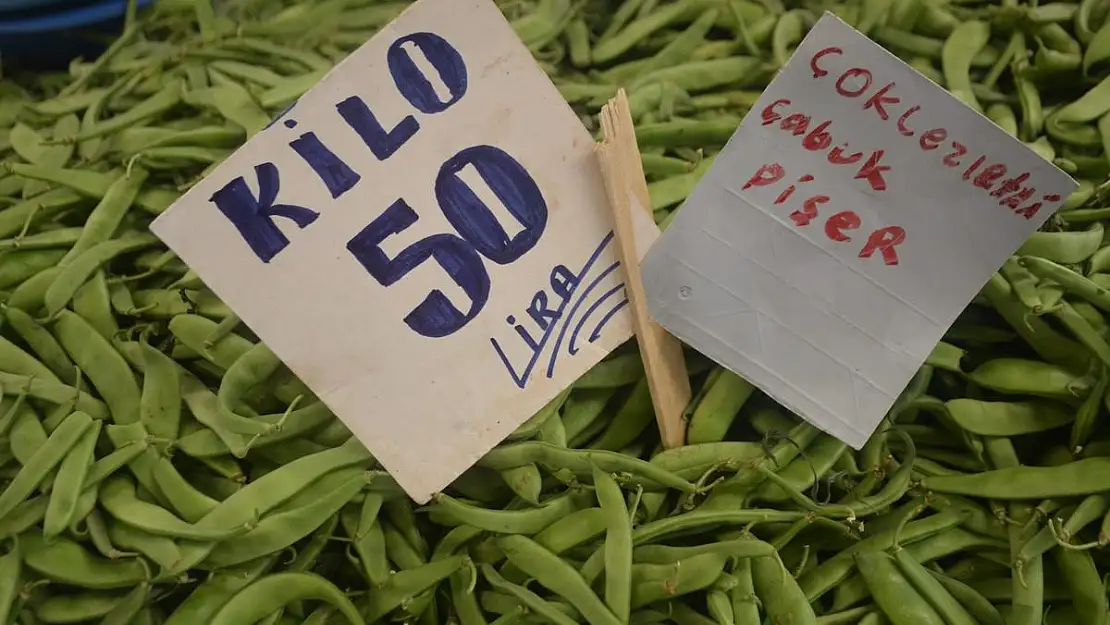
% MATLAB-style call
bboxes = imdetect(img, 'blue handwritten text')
[209,31,549,339]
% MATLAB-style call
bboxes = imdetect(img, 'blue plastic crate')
[0,0,155,70]
[0,0,108,15]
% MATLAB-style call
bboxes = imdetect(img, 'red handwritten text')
[743,162,906,266]
[760,100,891,192]
[799,45,1059,220]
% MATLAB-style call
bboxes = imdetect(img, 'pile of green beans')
[0,0,1109,623]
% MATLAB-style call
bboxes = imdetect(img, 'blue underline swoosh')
[590,297,629,343]
[489,231,616,389]
[546,260,620,379]
[569,283,624,356]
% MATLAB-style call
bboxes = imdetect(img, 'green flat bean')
[946,398,1073,435]
[195,438,372,531]
[163,556,276,625]
[34,591,124,624]
[53,310,140,423]
[430,491,587,534]
[968,357,1092,399]
[924,457,1110,498]
[211,572,366,625]
[686,369,754,445]
[0,540,19,625]
[632,552,729,607]
[481,441,696,491]
[593,467,632,622]
[100,474,250,540]
[500,534,622,625]
[21,534,148,589]
[0,411,92,520]
[752,553,817,625]
[365,555,468,620]
[856,550,945,625]
[43,419,100,539]
[107,521,182,573]
[1020,223,1104,264]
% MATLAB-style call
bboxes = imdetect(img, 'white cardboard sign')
[151,0,658,502]
[641,13,1076,448]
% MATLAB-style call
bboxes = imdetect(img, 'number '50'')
[209,32,547,338]
[346,33,549,339]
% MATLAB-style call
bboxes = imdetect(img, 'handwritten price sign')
[152,0,658,502]
[641,13,1076,448]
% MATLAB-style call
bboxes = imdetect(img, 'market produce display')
[1,0,1110,623]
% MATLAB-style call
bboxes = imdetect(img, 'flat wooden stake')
[596,89,691,449]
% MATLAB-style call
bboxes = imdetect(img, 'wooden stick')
[595,89,691,449]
